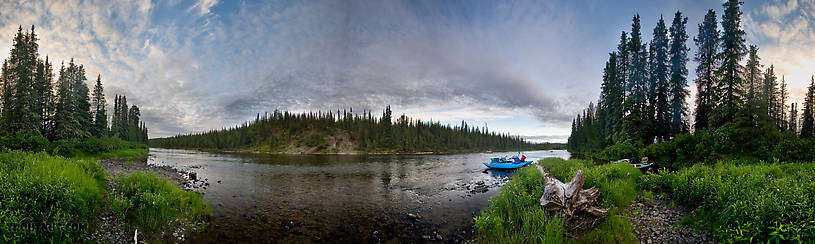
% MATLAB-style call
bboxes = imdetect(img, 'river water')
[146,148,570,243]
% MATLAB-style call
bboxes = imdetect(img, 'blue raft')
[483,156,531,169]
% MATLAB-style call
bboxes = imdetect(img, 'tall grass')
[641,161,815,242]
[476,158,640,243]
[0,151,107,242]
[112,172,211,234]
[475,166,566,243]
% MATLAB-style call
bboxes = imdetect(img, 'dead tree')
[536,165,608,232]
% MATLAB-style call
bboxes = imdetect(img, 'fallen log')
[536,165,608,217]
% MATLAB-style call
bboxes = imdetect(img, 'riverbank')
[91,155,210,243]
[476,158,815,243]
[0,147,210,243]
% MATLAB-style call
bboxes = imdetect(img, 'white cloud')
[189,0,219,16]
[745,0,815,105]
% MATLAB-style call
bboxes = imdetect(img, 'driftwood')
[536,165,608,217]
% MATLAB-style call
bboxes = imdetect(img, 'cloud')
[0,0,598,139]
[189,0,219,16]
[745,0,815,104]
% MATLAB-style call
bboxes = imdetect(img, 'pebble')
[628,194,715,244]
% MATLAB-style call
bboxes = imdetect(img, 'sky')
[0,0,813,143]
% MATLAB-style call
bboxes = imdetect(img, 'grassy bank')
[0,140,209,242]
[475,158,640,243]
[642,162,815,242]
[111,172,211,235]
[477,158,815,243]
[0,151,107,242]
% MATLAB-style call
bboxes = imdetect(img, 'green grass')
[112,171,211,235]
[0,151,107,243]
[474,166,566,243]
[641,161,815,242]
[476,158,640,243]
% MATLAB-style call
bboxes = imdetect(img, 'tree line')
[0,25,147,145]
[568,0,815,161]
[150,106,535,152]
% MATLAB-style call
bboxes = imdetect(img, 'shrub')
[114,172,211,234]
[475,166,565,243]
[592,142,638,162]
[0,151,107,242]
[641,162,815,242]
[0,131,50,152]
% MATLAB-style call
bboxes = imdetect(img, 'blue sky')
[0,0,813,142]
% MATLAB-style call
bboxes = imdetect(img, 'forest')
[0,26,148,154]
[480,1,815,243]
[149,105,541,153]
[567,1,815,164]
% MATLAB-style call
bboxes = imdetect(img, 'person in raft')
[520,154,526,162]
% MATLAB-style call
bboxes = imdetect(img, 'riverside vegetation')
[0,26,209,242]
[479,1,815,243]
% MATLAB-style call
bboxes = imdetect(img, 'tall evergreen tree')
[1,25,41,134]
[668,11,689,136]
[789,102,798,133]
[53,63,76,140]
[778,76,788,130]
[650,16,671,141]
[91,74,108,137]
[71,60,92,139]
[802,77,815,138]
[711,0,747,128]
[693,10,719,131]
[599,52,624,144]
[623,14,653,145]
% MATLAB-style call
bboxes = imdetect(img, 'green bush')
[0,151,107,242]
[0,131,50,152]
[593,142,638,161]
[114,172,210,233]
[641,162,815,242]
[476,158,640,243]
[475,166,565,243]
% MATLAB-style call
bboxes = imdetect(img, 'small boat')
[483,156,531,169]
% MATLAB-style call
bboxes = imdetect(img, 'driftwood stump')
[536,165,608,233]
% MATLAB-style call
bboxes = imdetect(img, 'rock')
[189,172,197,180]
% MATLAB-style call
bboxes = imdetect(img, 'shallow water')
[147,148,569,243]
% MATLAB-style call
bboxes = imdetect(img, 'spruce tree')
[668,11,689,136]
[53,63,76,140]
[91,74,108,137]
[650,16,670,140]
[789,103,798,133]
[623,14,653,145]
[712,0,747,128]
[694,10,719,131]
[71,61,92,139]
[802,77,815,138]
[778,76,788,130]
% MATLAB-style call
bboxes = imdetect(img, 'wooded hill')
[149,106,543,153]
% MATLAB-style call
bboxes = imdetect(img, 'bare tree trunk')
[536,165,608,217]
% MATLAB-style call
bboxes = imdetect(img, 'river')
[146,148,570,243]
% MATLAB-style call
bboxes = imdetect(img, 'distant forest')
[149,106,553,153]
[0,26,147,146]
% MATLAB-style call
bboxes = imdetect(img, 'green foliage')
[641,162,815,242]
[150,108,534,153]
[592,142,638,161]
[113,171,211,233]
[474,166,565,244]
[0,151,107,242]
[477,158,641,243]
